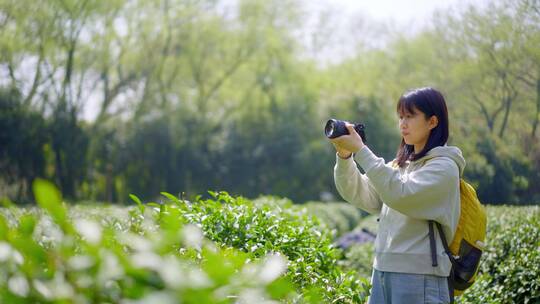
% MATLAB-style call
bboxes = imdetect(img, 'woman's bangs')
[396,96,416,116]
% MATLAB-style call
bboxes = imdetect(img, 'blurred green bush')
[0,181,370,303]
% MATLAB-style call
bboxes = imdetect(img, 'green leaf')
[0,197,15,208]
[18,214,36,236]
[266,276,294,299]
[0,213,9,240]
[147,202,161,209]
[32,179,70,231]
[129,194,145,213]
[160,192,179,203]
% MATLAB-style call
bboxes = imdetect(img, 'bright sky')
[306,0,485,26]
[299,0,489,64]
[338,0,450,19]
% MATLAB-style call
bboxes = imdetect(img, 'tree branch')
[23,48,44,107]
[472,91,495,131]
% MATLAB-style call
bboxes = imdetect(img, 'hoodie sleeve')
[354,146,459,220]
[334,153,383,215]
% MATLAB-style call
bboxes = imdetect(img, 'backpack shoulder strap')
[428,221,438,266]
[429,221,456,304]
[429,221,457,265]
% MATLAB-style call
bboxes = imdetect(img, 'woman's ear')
[429,116,439,130]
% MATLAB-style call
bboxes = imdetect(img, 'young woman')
[330,87,464,304]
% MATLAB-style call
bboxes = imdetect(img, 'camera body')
[325,119,367,143]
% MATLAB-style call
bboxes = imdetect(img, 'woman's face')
[398,107,438,152]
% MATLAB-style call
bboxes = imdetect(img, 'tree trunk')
[105,163,113,203]
[23,49,44,107]
[498,95,512,139]
[498,78,517,139]
[532,78,540,139]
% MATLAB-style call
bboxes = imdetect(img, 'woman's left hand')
[329,123,365,154]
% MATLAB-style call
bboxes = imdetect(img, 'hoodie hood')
[411,145,466,176]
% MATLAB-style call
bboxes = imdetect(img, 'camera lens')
[325,119,366,142]
[325,120,336,137]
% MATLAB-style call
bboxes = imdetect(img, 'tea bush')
[332,205,540,304]
[301,201,364,238]
[332,214,378,279]
[338,243,374,279]
[458,206,540,304]
[0,181,299,303]
[0,180,371,303]
[165,192,370,303]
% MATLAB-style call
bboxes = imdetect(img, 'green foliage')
[464,135,529,204]
[0,182,371,303]
[334,215,378,279]
[458,206,540,303]
[0,0,539,205]
[48,106,89,199]
[338,243,374,279]
[332,206,540,303]
[303,201,364,238]
[0,88,47,202]
[165,192,370,303]
[122,120,178,201]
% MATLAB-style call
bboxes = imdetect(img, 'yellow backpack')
[429,179,487,298]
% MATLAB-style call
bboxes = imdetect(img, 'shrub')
[458,206,540,304]
[0,180,301,303]
[338,243,374,279]
[0,181,371,303]
[302,201,364,238]
[335,215,378,279]
[167,192,370,303]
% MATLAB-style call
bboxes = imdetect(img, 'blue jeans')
[368,269,451,304]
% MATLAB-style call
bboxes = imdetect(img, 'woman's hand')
[329,124,365,158]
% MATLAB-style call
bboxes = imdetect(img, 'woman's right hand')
[330,124,364,159]
[331,143,353,159]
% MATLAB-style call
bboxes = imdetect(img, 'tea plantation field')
[337,205,539,304]
[0,180,538,303]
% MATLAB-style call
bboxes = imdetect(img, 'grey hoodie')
[334,145,465,277]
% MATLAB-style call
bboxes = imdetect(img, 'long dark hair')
[395,87,449,168]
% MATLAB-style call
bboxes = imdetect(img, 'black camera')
[325,119,367,143]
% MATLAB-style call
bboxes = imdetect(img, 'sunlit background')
[0,2,539,303]
[1,0,539,204]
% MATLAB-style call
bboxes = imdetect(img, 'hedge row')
[0,180,370,303]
